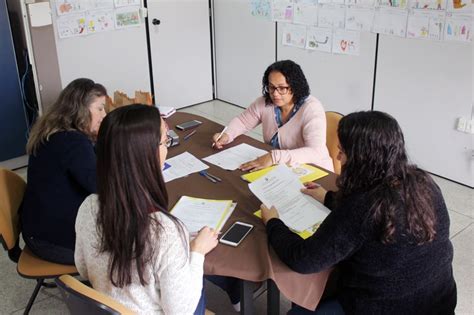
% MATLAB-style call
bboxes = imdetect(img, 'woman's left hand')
[239,153,273,172]
[261,204,279,225]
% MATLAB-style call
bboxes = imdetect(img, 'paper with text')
[203,143,268,171]
[249,164,330,232]
[171,197,235,233]
[163,152,209,182]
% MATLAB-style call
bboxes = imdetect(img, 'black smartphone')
[219,221,254,247]
[176,120,202,131]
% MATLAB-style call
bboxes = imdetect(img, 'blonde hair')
[27,78,107,155]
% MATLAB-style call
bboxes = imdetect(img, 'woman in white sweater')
[75,104,219,314]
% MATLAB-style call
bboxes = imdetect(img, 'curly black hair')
[262,60,310,105]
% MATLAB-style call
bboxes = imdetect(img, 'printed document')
[163,152,209,183]
[249,164,330,232]
[203,143,268,170]
[171,196,235,233]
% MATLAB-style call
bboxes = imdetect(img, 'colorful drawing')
[86,10,115,34]
[281,23,307,48]
[447,0,471,11]
[409,0,447,10]
[250,0,272,19]
[115,7,141,29]
[332,29,361,55]
[345,0,376,5]
[444,13,472,42]
[306,26,333,52]
[55,0,86,16]
[272,0,294,22]
[377,0,408,8]
[57,14,87,39]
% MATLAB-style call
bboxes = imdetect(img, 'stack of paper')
[248,164,330,232]
[157,105,176,118]
[203,143,268,170]
[171,196,236,233]
[162,152,209,182]
[241,164,328,183]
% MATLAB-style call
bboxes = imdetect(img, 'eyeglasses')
[264,85,291,95]
[160,135,173,148]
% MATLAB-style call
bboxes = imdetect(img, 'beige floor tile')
[432,175,474,219]
[449,210,474,239]
[452,224,474,315]
[10,294,68,315]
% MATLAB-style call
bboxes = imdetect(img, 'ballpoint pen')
[206,172,222,182]
[199,170,217,183]
[212,126,228,147]
[183,129,197,141]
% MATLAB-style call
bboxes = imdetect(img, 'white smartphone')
[176,120,202,131]
[219,221,254,247]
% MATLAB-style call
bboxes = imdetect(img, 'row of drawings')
[56,7,141,39]
[55,0,140,15]
[251,0,472,42]
[283,25,363,55]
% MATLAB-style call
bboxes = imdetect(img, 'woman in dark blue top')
[20,78,107,265]
[261,111,456,315]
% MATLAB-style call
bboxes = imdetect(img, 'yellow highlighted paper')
[241,164,328,184]
[253,210,319,240]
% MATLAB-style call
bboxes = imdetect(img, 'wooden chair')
[56,275,134,315]
[325,111,343,175]
[0,168,78,314]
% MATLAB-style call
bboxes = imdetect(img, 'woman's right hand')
[212,132,230,149]
[190,226,219,255]
[301,182,327,204]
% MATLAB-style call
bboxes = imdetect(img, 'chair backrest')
[0,168,26,251]
[325,112,343,175]
[56,275,135,315]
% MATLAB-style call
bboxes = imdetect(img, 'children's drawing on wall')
[250,0,272,19]
[272,0,294,22]
[377,0,408,9]
[306,26,333,52]
[318,4,346,28]
[345,0,376,6]
[86,10,115,34]
[282,23,307,48]
[88,0,114,10]
[293,0,319,26]
[345,6,375,31]
[427,12,446,39]
[332,29,361,55]
[447,0,471,11]
[57,14,87,38]
[114,0,140,7]
[444,13,472,41]
[319,0,346,4]
[409,0,447,10]
[407,11,445,39]
[56,0,86,16]
[114,7,141,29]
[373,7,409,37]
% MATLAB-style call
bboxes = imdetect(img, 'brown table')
[165,112,337,314]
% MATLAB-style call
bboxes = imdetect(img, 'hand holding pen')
[212,126,228,149]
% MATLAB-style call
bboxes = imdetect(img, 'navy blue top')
[266,181,456,314]
[21,131,97,250]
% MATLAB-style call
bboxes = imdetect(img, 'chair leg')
[23,279,43,315]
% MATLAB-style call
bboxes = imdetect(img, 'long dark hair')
[27,78,107,154]
[336,111,437,244]
[262,60,310,106]
[96,104,183,287]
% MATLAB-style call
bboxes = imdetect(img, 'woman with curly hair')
[212,60,333,172]
[21,78,107,265]
[261,111,457,314]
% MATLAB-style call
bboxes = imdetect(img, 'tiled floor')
[2,100,472,314]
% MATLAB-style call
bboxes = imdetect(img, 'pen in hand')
[184,129,197,141]
[212,126,228,148]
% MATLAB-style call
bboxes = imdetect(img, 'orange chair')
[0,168,78,314]
[325,112,343,175]
[56,275,134,315]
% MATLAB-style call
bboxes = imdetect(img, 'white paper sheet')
[446,0,471,12]
[318,4,346,29]
[57,14,87,38]
[406,10,445,40]
[293,1,319,25]
[306,26,333,52]
[248,165,330,232]
[377,0,408,8]
[345,6,375,31]
[332,29,361,55]
[163,152,209,182]
[373,7,409,37]
[55,0,86,16]
[409,0,447,10]
[86,10,115,34]
[250,0,272,19]
[171,197,235,234]
[272,0,294,22]
[203,143,268,171]
[114,6,141,29]
[28,2,52,27]
[345,0,376,6]
[282,23,308,48]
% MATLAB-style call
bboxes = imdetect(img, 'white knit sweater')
[75,195,204,314]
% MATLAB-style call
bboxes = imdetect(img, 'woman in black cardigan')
[261,111,456,314]
[20,78,107,265]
